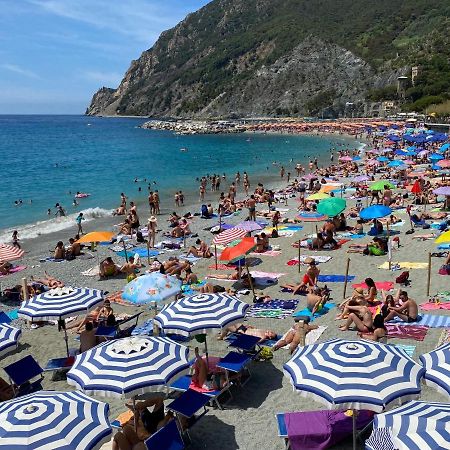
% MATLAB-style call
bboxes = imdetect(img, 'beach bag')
[438,265,450,275]
[395,271,410,285]
[258,347,273,360]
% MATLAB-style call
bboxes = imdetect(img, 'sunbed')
[3,355,44,397]
[95,312,142,339]
[217,351,254,386]
[144,419,184,450]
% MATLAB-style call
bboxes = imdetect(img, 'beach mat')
[0,265,27,277]
[390,314,450,328]
[352,281,394,291]
[181,281,206,295]
[250,250,282,257]
[286,255,332,266]
[6,309,19,320]
[131,319,154,336]
[116,248,160,258]
[247,299,298,319]
[378,261,429,270]
[385,324,428,341]
[318,274,355,283]
[394,344,416,357]
[420,302,450,311]
[41,257,65,263]
[293,303,335,321]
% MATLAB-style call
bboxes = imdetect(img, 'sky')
[0,0,210,114]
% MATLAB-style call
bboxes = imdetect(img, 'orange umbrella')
[76,231,114,243]
[219,237,256,263]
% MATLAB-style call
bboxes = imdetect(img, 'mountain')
[86,0,450,118]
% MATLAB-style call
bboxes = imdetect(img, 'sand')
[1,156,449,449]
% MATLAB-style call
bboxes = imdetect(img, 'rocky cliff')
[86,0,450,118]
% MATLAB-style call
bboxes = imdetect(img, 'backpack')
[395,271,410,285]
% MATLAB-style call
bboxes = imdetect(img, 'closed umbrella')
[18,287,104,356]
[67,336,189,398]
[122,273,181,305]
[366,401,450,450]
[284,339,424,450]
[0,244,24,262]
[317,198,346,217]
[0,323,21,357]
[0,391,111,450]
[419,342,450,399]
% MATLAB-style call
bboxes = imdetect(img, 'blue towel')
[438,244,450,250]
[318,275,355,283]
[0,312,12,324]
[349,233,366,239]
[395,344,416,357]
[131,319,154,336]
[391,314,450,328]
[251,299,299,310]
[116,248,160,258]
[7,309,19,320]
[293,303,336,321]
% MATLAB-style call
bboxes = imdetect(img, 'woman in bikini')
[364,278,378,304]
[358,314,387,342]
[339,303,374,332]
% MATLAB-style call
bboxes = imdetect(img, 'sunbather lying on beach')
[0,261,12,275]
[273,320,319,353]
[192,282,235,294]
[218,323,277,341]
[30,272,64,288]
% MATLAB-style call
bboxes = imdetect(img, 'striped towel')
[365,427,395,450]
[391,314,450,328]
[394,344,416,357]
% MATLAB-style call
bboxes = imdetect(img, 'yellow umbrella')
[306,192,330,201]
[76,231,115,243]
[435,230,450,244]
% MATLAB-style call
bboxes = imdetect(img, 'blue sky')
[0,0,209,114]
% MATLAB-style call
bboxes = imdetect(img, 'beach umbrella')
[317,198,346,217]
[0,244,24,262]
[419,343,450,399]
[318,184,342,193]
[440,143,450,152]
[219,237,256,264]
[370,180,395,191]
[0,323,21,357]
[394,150,407,156]
[353,175,370,183]
[437,159,450,168]
[387,135,401,142]
[296,212,327,222]
[366,159,379,166]
[236,221,263,232]
[306,192,330,201]
[121,273,181,305]
[366,401,450,450]
[387,160,406,168]
[429,153,444,161]
[76,231,114,244]
[377,156,390,162]
[411,180,421,195]
[212,227,247,245]
[352,156,361,161]
[284,339,424,449]
[0,390,112,450]
[67,336,189,398]
[433,186,450,196]
[360,205,392,220]
[435,230,450,244]
[339,156,353,161]
[18,287,104,356]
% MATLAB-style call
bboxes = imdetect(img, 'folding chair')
[4,355,44,397]
[43,356,75,380]
[96,312,143,340]
[144,419,184,450]
[217,351,253,386]
[227,333,262,354]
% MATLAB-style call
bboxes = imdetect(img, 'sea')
[0,115,357,241]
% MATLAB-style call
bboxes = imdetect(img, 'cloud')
[28,0,200,44]
[81,70,123,86]
[1,63,40,79]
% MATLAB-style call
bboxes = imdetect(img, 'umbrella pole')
[214,245,218,270]
[122,240,129,263]
[343,258,351,300]
[133,396,138,432]
[352,410,357,450]
[427,252,432,297]
[61,318,70,358]
[147,239,151,265]
[21,277,29,301]
[298,239,301,273]
[245,259,256,301]
[204,337,210,369]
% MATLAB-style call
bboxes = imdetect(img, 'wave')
[0,207,113,242]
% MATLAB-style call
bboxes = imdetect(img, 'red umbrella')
[219,237,256,263]
[410,180,421,194]
[0,244,24,262]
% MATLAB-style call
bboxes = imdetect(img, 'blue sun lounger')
[217,351,253,386]
[4,355,44,397]
[144,419,185,450]
[227,333,262,354]
[170,374,232,410]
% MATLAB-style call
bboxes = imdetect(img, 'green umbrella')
[317,197,347,217]
[370,180,395,191]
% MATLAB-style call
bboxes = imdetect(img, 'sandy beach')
[1,129,449,450]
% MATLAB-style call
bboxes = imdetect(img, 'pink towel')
[385,324,428,341]
[352,281,394,291]
[420,302,450,311]
[0,265,27,277]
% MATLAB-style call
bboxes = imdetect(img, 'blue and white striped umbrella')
[18,287,104,321]
[366,401,450,450]
[0,390,111,450]
[0,323,21,358]
[284,339,424,412]
[155,293,249,336]
[67,336,189,398]
[419,342,450,399]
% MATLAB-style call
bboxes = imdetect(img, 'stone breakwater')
[140,120,246,135]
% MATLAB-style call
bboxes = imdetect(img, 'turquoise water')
[0,115,354,239]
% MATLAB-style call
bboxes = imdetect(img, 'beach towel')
[437,244,450,250]
[352,281,394,291]
[250,271,285,280]
[116,248,160,258]
[0,265,27,277]
[317,275,355,283]
[390,314,450,328]
[378,261,429,270]
[293,303,336,321]
[250,250,282,257]
[246,309,293,319]
[247,300,298,319]
[394,344,416,357]
[106,291,134,307]
[109,243,134,252]
[131,319,154,336]
[286,255,332,266]
[181,281,206,295]
[81,266,100,277]
[6,309,19,320]
[420,302,450,311]
[385,324,428,341]
[179,255,202,263]
[41,257,65,263]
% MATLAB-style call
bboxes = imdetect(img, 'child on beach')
[12,230,20,249]
[75,212,84,234]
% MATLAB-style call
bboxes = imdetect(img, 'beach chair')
[216,351,253,386]
[144,419,184,450]
[0,311,12,324]
[96,312,142,340]
[227,333,262,355]
[169,374,232,410]
[167,389,210,443]
[410,215,429,228]
[275,409,374,449]
[3,355,44,397]
[43,356,75,380]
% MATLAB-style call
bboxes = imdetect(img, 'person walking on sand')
[12,230,20,249]
[76,212,84,235]
[246,195,256,221]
